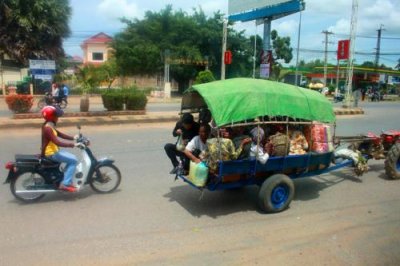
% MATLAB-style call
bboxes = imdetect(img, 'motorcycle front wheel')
[90,165,121,193]
[10,171,46,202]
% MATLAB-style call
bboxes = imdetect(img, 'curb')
[0,108,364,130]
[13,110,146,119]
[334,108,364,115]
[0,115,180,129]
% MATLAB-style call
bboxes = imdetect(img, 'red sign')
[224,50,232,65]
[337,40,350,60]
[260,50,273,64]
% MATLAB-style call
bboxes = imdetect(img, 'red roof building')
[80,32,113,65]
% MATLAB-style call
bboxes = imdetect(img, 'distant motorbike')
[4,126,121,202]
[333,93,345,103]
[37,92,68,109]
[369,92,380,102]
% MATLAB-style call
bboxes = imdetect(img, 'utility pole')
[221,19,228,80]
[252,21,258,79]
[164,49,171,99]
[344,0,358,108]
[322,30,333,86]
[374,24,385,68]
[295,10,303,86]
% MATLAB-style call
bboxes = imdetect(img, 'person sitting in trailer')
[232,126,252,159]
[268,125,290,157]
[184,123,211,166]
[203,127,252,173]
[249,127,270,164]
[164,113,199,174]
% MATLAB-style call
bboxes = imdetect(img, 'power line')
[333,33,400,40]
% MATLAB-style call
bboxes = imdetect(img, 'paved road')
[0,104,399,265]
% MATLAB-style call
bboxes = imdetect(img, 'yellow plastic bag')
[188,161,209,187]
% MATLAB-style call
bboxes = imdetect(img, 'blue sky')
[64,0,400,68]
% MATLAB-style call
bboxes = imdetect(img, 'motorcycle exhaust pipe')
[15,190,57,193]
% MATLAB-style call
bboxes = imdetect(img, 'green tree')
[360,61,375,68]
[271,29,293,64]
[98,58,120,89]
[269,30,293,80]
[113,6,204,92]
[0,0,71,65]
[113,6,263,92]
[194,70,215,84]
[75,64,102,94]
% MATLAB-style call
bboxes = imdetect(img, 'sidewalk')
[0,108,364,129]
[0,94,364,129]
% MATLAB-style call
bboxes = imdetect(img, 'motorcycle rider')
[41,106,80,192]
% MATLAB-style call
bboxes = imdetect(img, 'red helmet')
[41,106,63,122]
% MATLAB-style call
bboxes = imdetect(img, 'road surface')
[0,103,399,265]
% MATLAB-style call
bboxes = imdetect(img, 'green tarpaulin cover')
[183,78,336,126]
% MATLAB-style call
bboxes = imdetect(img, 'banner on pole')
[337,40,350,60]
[260,63,270,78]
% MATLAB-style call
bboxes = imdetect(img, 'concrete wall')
[83,43,112,64]
[112,75,178,90]
[1,67,28,86]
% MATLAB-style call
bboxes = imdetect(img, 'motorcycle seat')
[15,154,40,163]
[41,157,59,166]
[15,154,59,166]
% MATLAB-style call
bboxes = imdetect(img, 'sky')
[64,0,400,68]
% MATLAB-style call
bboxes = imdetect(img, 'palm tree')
[75,64,103,112]
[0,0,71,65]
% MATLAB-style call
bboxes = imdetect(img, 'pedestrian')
[164,113,199,174]
[361,88,366,101]
[353,88,361,107]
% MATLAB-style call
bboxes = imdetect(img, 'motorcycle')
[37,92,68,110]
[333,93,345,103]
[4,126,121,202]
[369,91,381,102]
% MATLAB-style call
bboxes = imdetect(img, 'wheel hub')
[271,185,289,208]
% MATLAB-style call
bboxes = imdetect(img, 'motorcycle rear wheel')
[59,99,68,109]
[90,165,121,193]
[37,99,46,110]
[10,171,46,202]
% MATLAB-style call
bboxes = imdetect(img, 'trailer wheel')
[385,143,400,179]
[258,174,294,213]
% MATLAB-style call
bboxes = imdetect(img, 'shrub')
[5,94,34,113]
[101,86,147,111]
[16,82,30,94]
[126,91,147,110]
[101,92,124,111]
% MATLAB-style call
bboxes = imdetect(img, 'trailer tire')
[258,174,294,213]
[385,143,400,180]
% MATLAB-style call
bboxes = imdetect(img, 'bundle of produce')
[305,124,334,153]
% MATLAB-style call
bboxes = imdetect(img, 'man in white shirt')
[184,123,210,164]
